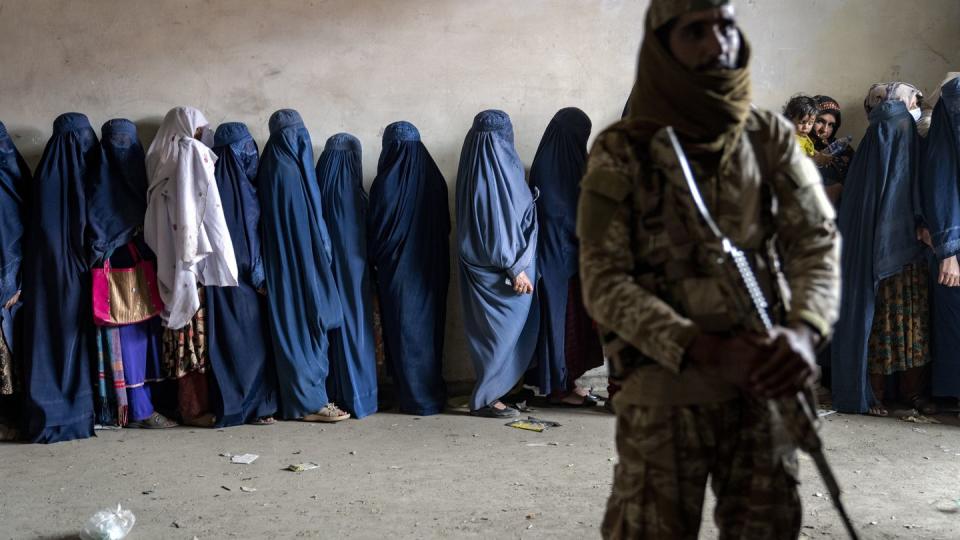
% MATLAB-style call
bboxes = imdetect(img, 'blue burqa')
[920,77,960,397]
[88,119,149,263]
[456,110,539,411]
[88,119,162,425]
[0,121,29,402]
[206,122,278,426]
[368,121,449,415]
[21,113,100,442]
[316,134,378,418]
[831,100,924,413]
[257,109,343,419]
[526,108,603,395]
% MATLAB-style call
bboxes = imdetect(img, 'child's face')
[794,114,815,135]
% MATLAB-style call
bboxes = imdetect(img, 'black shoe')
[470,405,520,418]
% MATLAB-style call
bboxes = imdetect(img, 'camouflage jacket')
[577,110,840,405]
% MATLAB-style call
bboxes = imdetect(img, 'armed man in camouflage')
[578,1,841,538]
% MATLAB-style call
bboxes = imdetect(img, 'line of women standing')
[832,76,960,418]
[0,104,606,443]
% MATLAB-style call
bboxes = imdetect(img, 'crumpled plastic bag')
[79,504,136,540]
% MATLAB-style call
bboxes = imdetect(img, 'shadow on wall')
[134,116,164,151]
[7,125,45,167]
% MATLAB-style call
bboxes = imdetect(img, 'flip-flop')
[250,416,276,426]
[126,412,178,429]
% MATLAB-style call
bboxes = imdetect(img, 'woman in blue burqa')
[0,121,29,441]
[525,108,604,407]
[87,118,175,429]
[204,122,278,426]
[368,121,449,416]
[832,83,933,416]
[316,133,378,419]
[456,109,539,418]
[257,109,348,423]
[919,75,960,413]
[20,113,100,443]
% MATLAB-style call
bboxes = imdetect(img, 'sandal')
[250,416,276,426]
[471,401,520,418]
[549,392,601,408]
[911,397,938,416]
[127,412,178,429]
[302,403,350,423]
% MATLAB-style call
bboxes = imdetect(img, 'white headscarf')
[144,106,238,329]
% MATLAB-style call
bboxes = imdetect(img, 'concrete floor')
[1,406,959,539]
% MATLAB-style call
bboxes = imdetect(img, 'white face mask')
[910,107,922,122]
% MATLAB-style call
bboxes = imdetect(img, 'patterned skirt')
[0,332,15,396]
[867,263,930,375]
[162,289,208,379]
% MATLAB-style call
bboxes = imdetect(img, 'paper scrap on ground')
[286,463,320,472]
[506,416,562,432]
[231,453,259,464]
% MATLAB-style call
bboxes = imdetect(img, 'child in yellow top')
[783,95,819,157]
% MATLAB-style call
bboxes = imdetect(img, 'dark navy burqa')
[88,119,149,264]
[526,108,604,395]
[316,134,378,418]
[368,121,449,415]
[0,121,29,404]
[257,109,343,419]
[21,113,101,443]
[456,110,539,411]
[88,119,162,425]
[831,100,925,413]
[920,77,960,397]
[205,122,278,426]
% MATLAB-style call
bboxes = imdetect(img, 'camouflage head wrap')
[647,0,732,30]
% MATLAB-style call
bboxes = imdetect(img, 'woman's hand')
[512,271,533,295]
[3,291,19,310]
[939,256,960,287]
[918,227,933,248]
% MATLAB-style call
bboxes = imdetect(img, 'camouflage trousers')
[602,397,801,540]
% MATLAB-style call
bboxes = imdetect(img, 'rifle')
[664,127,859,540]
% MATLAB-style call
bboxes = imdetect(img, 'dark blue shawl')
[21,113,100,442]
[527,108,595,394]
[87,119,148,264]
[0,121,29,399]
[257,109,343,419]
[316,133,378,418]
[368,121,449,415]
[920,77,960,397]
[456,110,539,411]
[205,122,277,426]
[832,100,924,413]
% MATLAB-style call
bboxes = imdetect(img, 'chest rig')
[604,126,791,379]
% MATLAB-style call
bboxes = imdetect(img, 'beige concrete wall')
[1,0,957,381]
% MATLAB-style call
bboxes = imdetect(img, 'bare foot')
[867,405,888,417]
